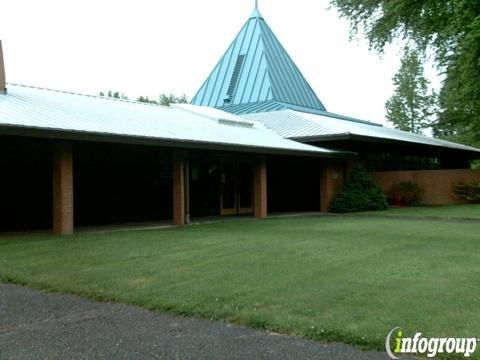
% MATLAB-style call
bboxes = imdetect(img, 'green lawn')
[359,203,480,219]
[1,216,479,354]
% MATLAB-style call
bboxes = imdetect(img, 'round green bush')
[329,165,388,213]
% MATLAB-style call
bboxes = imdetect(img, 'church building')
[0,6,479,235]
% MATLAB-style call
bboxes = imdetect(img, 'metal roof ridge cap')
[6,83,172,109]
[171,104,224,123]
[307,109,383,127]
[273,101,328,115]
[281,105,381,126]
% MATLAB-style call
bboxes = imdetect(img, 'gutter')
[0,124,357,159]
[290,133,480,157]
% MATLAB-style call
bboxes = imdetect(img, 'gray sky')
[0,0,439,125]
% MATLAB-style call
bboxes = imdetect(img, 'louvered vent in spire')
[224,54,246,104]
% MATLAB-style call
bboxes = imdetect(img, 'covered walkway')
[0,134,347,235]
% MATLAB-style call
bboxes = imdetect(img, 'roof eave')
[291,133,480,158]
[0,124,354,159]
[290,133,354,142]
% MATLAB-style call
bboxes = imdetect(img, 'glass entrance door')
[237,161,253,214]
[220,160,237,215]
[220,160,253,216]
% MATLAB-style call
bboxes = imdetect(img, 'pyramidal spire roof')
[191,7,326,115]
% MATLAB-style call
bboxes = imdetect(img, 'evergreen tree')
[385,49,436,134]
[330,165,388,213]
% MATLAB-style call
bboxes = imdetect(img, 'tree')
[329,0,480,145]
[385,49,436,134]
[99,90,188,106]
[99,91,128,100]
[158,94,188,106]
[137,94,188,106]
[329,165,388,213]
[137,96,157,104]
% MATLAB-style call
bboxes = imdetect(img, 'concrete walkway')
[0,284,390,359]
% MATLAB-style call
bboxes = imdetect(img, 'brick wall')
[320,159,345,212]
[373,169,480,205]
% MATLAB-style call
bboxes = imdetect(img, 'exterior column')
[52,141,74,235]
[172,151,186,225]
[254,156,267,219]
[320,159,344,212]
[184,158,191,224]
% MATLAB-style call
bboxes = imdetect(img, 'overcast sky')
[1,0,440,125]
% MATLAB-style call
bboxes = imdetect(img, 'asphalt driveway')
[0,284,389,359]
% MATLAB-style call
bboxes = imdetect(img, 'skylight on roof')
[218,118,254,128]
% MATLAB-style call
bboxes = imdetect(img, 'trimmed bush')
[329,165,388,213]
[453,181,480,203]
[387,181,425,206]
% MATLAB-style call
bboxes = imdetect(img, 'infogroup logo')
[385,327,478,359]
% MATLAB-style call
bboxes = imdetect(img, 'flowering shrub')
[387,181,425,206]
[453,181,480,203]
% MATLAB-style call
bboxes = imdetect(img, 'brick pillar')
[320,159,344,212]
[184,158,191,224]
[52,141,74,235]
[172,151,186,225]
[254,156,267,219]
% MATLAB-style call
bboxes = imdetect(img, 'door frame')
[237,160,254,215]
[220,159,237,216]
[219,159,254,216]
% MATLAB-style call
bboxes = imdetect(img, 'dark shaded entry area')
[0,136,324,233]
[0,136,52,231]
[189,155,221,217]
[188,153,256,218]
[74,143,173,226]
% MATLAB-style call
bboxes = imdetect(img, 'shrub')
[453,181,480,203]
[329,165,388,213]
[387,181,425,206]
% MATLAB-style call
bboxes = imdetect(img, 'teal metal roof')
[0,84,347,157]
[218,99,380,125]
[217,100,288,115]
[191,8,326,114]
[243,109,480,154]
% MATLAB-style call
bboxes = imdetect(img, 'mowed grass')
[1,216,480,352]
[359,203,480,219]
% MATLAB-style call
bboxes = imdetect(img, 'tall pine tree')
[385,50,436,134]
